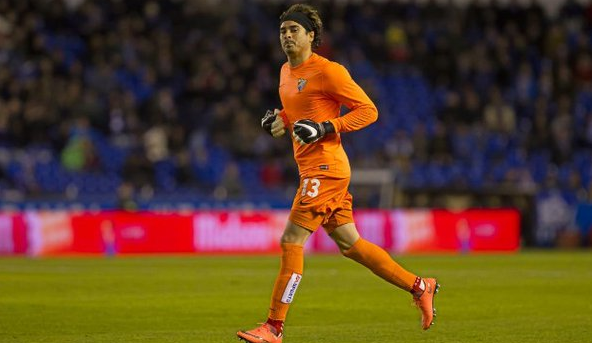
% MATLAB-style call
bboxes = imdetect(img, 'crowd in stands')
[0,0,591,243]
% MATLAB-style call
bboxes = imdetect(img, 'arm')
[322,63,378,133]
[293,63,377,145]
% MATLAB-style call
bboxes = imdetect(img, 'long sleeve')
[322,63,378,133]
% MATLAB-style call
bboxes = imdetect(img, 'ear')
[308,30,314,44]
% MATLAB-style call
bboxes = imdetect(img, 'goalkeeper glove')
[261,109,287,137]
[292,119,335,144]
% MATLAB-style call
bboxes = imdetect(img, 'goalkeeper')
[238,4,439,343]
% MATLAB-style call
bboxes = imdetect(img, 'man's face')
[280,20,313,55]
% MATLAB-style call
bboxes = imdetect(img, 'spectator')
[483,86,516,134]
[0,0,590,240]
[61,136,99,172]
[122,148,154,193]
[214,161,244,200]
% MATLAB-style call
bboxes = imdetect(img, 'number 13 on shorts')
[301,178,320,198]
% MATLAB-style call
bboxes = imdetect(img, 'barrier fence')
[0,209,520,256]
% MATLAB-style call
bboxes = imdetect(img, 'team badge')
[297,78,307,92]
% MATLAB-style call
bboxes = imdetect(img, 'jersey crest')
[297,78,307,92]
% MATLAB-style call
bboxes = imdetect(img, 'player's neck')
[288,50,313,68]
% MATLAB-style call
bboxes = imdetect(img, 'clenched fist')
[261,109,287,138]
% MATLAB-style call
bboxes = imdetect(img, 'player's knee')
[280,223,312,245]
[329,225,360,253]
[336,240,355,255]
[280,231,305,244]
[280,232,294,244]
[341,246,352,258]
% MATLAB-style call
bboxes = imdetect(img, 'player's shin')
[342,238,417,292]
[267,243,304,333]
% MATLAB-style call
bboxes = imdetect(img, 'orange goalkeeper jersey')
[279,53,378,179]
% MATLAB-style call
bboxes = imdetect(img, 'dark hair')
[280,4,323,49]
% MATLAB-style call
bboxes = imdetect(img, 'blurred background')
[1,0,592,254]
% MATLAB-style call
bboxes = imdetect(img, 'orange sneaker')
[413,278,440,330]
[237,323,283,343]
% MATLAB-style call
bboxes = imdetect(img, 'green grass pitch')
[1,251,591,343]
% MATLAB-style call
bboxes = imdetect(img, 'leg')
[237,221,311,343]
[330,223,440,330]
[268,221,311,321]
[280,220,312,245]
[330,223,417,291]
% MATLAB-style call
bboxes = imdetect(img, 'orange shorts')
[288,176,354,234]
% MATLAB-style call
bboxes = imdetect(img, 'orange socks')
[266,239,415,332]
[343,238,417,291]
[268,243,304,322]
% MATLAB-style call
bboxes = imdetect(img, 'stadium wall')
[0,209,520,256]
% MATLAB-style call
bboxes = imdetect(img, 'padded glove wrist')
[293,119,335,144]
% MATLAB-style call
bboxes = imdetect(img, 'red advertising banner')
[0,213,27,254]
[431,209,520,252]
[306,209,520,254]
[0,209,520,256]
[25,211,73,256]
[193,211,288,253]
[70,212,195,254]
